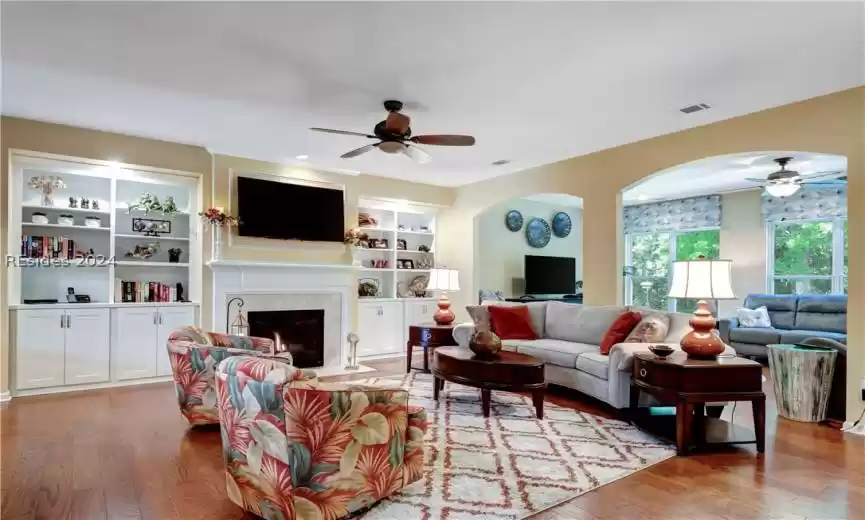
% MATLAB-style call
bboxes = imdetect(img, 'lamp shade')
[427,268,460,291]
[668,259,735,300]
[764,183,801,198]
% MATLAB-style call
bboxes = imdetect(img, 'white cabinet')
[357,301,404,357]
[64,309,110,385]
[114,308,159,380]
[156,307,195,376]
[14,309,66,390]
[403,300,436,328]
[114,306,196,380]
[14,308,110,390]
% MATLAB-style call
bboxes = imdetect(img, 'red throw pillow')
[600,311,643,355]
[487,305,537,340]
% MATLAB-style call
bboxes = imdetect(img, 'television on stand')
[524,255,576,295]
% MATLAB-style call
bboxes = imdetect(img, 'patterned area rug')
[359,371,675,520]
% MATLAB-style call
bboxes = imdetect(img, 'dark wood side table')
[631,351,765,456]
[406,323,457,373]
[432,346,546,418]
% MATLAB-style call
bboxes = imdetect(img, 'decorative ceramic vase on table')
[767,343,837,422]
[470,330,502,359]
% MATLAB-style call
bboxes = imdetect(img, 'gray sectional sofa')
[719,294,847,359]
[453,301,735,409]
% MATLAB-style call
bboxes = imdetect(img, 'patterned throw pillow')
[466,305,492,333]
[625,313,670,343]
[737,306,772,328]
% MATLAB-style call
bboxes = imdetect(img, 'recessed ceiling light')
[492,159,510,166]
[296,155,308,160]
[637,194,649,201]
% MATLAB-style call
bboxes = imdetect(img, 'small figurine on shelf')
[68,196,78,209]
[80,197,90,209]
[92,200,100,210]
[418,244,431,252]
[161,196,179,217]
[168,248,183,263]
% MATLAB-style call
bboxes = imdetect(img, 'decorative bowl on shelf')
[648,345,675,359]
[57,214,74,226]
[84,216,102,228]
[31,212,48,225]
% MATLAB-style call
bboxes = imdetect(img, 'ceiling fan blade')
[310,127,375,138]
[411,135,476,146]
[403,143,432,164]
[341,143,379,159]
[744,178,767,183]
[385,112,411,134]
[800,170,845,180]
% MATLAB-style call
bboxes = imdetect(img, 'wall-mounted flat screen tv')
[524,255,576,294]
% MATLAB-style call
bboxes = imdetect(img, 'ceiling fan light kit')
[747,156,844,198]
[310,100,475,164]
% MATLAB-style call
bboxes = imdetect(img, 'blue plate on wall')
[505,210,523,232]
[525,217,551,248]
[552,211,572,238]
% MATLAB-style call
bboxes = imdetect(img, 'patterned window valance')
[762,185,847,223]
[623,195,721,234]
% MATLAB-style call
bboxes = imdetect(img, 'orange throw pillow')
[488,305,538,340]
[600,311,643,355]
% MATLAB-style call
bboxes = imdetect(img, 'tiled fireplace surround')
[209,261,355,369]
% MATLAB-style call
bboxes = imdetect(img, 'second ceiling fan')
[310,100,475,164]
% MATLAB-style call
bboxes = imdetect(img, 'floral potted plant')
[344,228,369,266]
[199,207,238,260]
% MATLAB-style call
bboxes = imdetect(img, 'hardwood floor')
[2,358,863,520]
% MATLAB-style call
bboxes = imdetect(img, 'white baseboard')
[842,420,865,437]
[0,391,11,403]
[11,377,173,399]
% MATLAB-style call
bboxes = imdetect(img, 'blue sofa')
[718,294,847,359]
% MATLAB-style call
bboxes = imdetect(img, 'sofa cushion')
[625,313,669,343]
[483,300,547,337]
[544,301,626,345]
[729,327,781,345]
[663,312,694,343]
[574,352,610,380]
[600,311,642,354]
[465,305,492,332]
[736,306,772,328]
[744,294,797,330]
[779,329,847,345]
[794,294,847,333]
[510,339,599,369]
[488,305,537,340]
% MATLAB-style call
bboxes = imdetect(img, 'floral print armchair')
[167,326,278,426]
[215,355,427,520]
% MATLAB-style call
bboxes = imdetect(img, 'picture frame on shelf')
[396,238,407,250]
[373,238,389,249]
[399,259,415,269]
[132,217,171,236]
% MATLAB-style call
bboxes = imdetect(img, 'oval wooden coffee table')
[432,346,546,418]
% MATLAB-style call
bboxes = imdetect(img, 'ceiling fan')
[310,100,475,164]
[745,157,845,197]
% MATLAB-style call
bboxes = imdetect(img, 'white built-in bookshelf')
[356,199,437,300]
[6,152,202,307]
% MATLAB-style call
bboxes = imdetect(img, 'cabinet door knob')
[153,312,158,325]
[158,313,163,325]
[639,368,647,378]
[66,314,71,328]
[60,314,65,329]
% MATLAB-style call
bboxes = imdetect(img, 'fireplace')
[248,309,325,368]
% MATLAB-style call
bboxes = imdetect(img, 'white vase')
[213,224,223,261]
[349,244,361,266]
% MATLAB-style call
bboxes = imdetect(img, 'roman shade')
[623,195,721,234]
[761,185,846,223]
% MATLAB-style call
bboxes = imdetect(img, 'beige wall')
[439,87,864,422]
[719,190,768,317]
[476,198,582,297]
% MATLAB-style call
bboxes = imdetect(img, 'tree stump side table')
[767,343,838,422]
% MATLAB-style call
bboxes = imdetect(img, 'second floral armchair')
[215,355,427,520]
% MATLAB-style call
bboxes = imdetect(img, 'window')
[769,219,846,294]
[625,228,721,312]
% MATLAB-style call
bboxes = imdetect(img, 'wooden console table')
[631,351,765,455]
[406,323,457,373]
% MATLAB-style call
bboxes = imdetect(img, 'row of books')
[21,235,80,259]
[114,279,179,303]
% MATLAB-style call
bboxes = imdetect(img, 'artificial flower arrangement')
[343,228,369,246]
[199,207,238,227]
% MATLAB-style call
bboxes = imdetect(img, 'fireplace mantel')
[207,259,360,271]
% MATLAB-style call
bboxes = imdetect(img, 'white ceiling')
[1,3,863,187]
[622,151,848,204]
